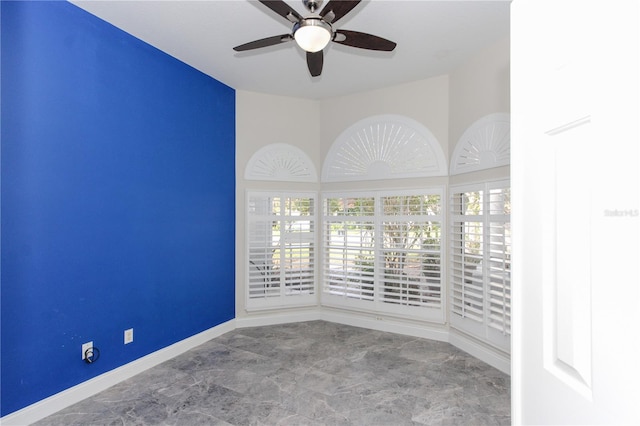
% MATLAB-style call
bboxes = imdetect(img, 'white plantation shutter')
[451,229,484,323]
[323,196,375,301]
[248,195,279,299]
[487,187,511,338]
[281,217,315,295]
[379,194,442,309]
[247,192,316,310]
[451,190,484,325]
[322,190,444,322]
[450,181,510,351]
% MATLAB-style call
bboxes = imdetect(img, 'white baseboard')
[236,308,450,343]
[448,329,511,374]
[320,309,450,342]
[235,309,322,328]
[0,320,236,426]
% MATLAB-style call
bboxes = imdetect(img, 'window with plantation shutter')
[324,197,375,301]
[323,196,376,301]
[450,181,511,351]
[322,190,444,322]
[247,192,316,310]
[379,194,442,310]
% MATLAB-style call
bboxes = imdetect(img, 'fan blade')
[259,0,302,23]
[333,30,396,51]
[233,34,293,52]
[306,51,323,77]
[320,0,361,24]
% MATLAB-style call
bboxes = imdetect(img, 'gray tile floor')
[35,321,510,425]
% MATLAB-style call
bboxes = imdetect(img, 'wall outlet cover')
[82,341,93,360]
[124,328,133,344]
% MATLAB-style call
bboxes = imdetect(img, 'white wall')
[449,36,510,159]
[235,91,323,176]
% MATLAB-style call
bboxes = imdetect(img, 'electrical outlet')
[124,328,133,344]
[82,341,93,360]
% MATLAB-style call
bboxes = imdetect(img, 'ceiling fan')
[233,0,397,77]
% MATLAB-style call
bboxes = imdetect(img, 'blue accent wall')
[1,1,235,415]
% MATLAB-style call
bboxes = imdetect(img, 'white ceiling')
[71,0,511,100]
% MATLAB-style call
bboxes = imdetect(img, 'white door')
[512,0,640,424]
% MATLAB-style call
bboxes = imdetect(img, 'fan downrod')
[303,0,322,13]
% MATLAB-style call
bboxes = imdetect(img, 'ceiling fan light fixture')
[293,18,332,52]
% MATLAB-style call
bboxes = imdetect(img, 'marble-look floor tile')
[35,321,510,425]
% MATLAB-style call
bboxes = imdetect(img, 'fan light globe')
[294,19,332,52]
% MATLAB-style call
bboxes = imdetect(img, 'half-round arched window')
[321,115,447,182]
[245,143,317,182]
[450,113,510,175]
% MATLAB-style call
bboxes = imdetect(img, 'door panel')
[545,119,593,398]
[512,0,640,424]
